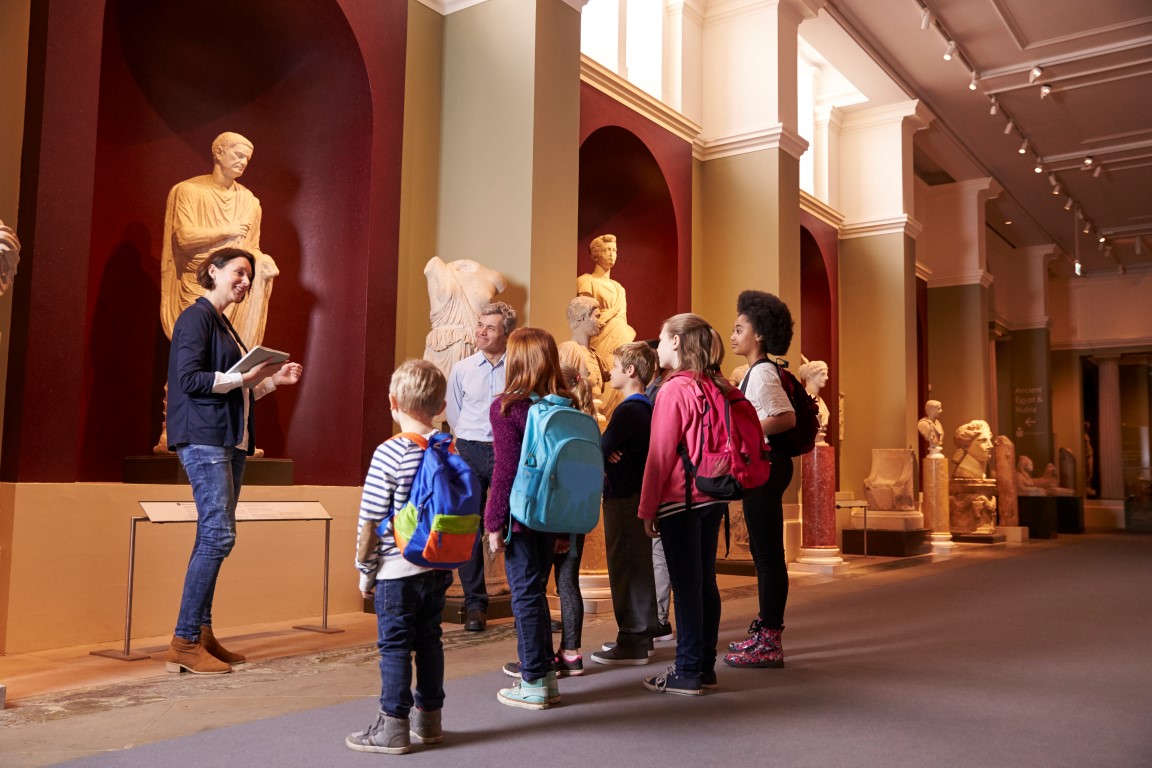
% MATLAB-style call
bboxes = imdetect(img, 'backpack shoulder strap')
[389,431,430,449]
[739,358,771,393]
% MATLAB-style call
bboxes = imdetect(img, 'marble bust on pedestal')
[918,400,945,457]
[797,359,830,444]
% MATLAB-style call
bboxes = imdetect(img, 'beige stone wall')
[0,483,362,654]
[395,1,446,365]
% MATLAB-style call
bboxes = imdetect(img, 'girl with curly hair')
[725,289,796,668]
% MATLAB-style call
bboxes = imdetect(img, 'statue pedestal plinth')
[922,453,954,554]
[795,444,847,574]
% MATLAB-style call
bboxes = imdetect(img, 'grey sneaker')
[591,644,651,666]
[410,708,442,745]
[346,711,411,754]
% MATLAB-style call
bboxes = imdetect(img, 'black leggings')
[742,453,792,629]
[552,534,584,651]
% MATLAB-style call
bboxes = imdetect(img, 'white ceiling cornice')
[840,214,923,241]
[579,55,703,144]
[418,0,588,14]
[696,124,809,161]
[800,189,845,228]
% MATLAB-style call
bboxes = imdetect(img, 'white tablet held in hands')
[226,346,290,375]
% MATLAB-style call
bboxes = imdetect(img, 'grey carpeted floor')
[56,534,1152,768]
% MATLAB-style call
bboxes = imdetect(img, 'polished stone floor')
[0,542,1042,767]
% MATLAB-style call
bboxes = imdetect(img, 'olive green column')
[436,0,581,336]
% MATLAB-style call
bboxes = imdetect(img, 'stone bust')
[918,399,945,457]
[557,295,604,415]
[951,419,993,479]
[797,359,830,444]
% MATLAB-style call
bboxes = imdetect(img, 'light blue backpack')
[508,394,604,537]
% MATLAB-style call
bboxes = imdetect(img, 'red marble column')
[797,443,845,570]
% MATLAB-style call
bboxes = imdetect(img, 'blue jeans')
[454,439,493,612]
[657,503,725,682]
[375,570,452,718]
[504,529,556,681]
[174,444,247,640]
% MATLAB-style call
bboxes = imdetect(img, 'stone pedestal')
[949,477,997,534]
[795,444,848,574]
[922,453,954,554]
[1018,495,1059,539]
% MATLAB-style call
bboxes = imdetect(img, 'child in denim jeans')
[346,359,454,754]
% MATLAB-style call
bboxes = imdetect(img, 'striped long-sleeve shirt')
[354,433,431,590]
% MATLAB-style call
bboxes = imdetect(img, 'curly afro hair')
[736,290,793,356]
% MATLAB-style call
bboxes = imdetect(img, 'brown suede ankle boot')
[165,635,232,674]
[199,624,247,664]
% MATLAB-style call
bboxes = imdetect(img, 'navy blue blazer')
[166,297,256,453]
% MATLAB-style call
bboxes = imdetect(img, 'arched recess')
[69,0,396,484]
[799,219,839,482]
[578,126,678,342]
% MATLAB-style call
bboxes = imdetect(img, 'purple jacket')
[485,397,530,533]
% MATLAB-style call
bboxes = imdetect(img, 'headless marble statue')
[156,132,278,453]
[422,256,507,382]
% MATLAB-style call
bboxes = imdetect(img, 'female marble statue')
[577,234,635,378]
[797,359,830,443]
[422,256,507,381]
[951,419,993,479]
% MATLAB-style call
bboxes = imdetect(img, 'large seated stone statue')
[422,256,507,382]
[863,448,916,511]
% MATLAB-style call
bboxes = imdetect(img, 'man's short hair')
[389,359,445,419]
[479,301,517,335]
[613,341,657,387]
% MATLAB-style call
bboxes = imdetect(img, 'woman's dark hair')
[196,248,256,291]
[736,290,793,356]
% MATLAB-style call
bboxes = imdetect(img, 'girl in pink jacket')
[638,313,730,696]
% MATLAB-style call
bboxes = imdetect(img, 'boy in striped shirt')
[347,359,452,755]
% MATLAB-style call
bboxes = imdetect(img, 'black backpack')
[741,359,820,457]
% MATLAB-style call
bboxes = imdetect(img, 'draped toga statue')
[155,132,279,453]
[422,256,507,382]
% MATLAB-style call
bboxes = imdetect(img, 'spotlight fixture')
[1083,221,1092,235]
[1004,118,1015,135]
[943,41,957,61]
[1019,138,1029,154]
[1040,84,1052,99]
[1099,235,1106,244]
[1093,166,1102,178]
[1053,183,1062,196]
[1074,259,1082,276]
[1064,197,1073,211]
[990,98,998,115]
[1083,156,1094,166]
[921,7,933,30]
[1034,161,1043,173]
[1137,239,1144,256]
[1118,263,1126,275]
[1030,65,1044,83]
[969,74,978,91]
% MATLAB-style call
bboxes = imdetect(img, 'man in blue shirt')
[445,302,517,630]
